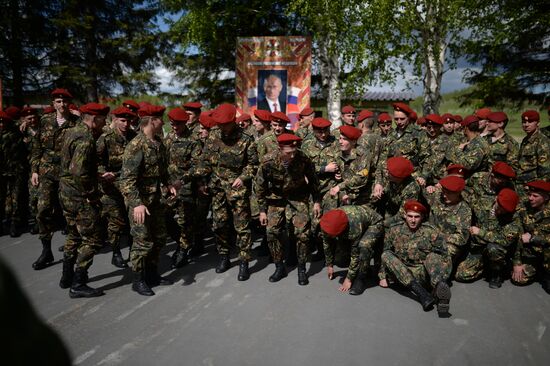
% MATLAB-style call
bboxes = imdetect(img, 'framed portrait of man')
[257,70,287,113]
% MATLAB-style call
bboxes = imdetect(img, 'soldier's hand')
[512,265,526,283]
[426,185,437,194]
[379,279,388,288]
[335,172,342,180]
[521,232,532,244]
[341,195,350,205]
[329,186,340,196]
[168,185,177,197]
[259,212,268,226]
[19,121,28,132]
[339,278,352,292]
[198,184,209,196]
[31,173,39,187]
[416,177,426,186]
[313,202,322,218]
[232,177,243,189]
[327,265,334,280]
[133,205,150,224]
[372,183,384,199]
[101,172,116,183]
[469,226,480,236]
[459,142,469,150]
[325,162,339,173]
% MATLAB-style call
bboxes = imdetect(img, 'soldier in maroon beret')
[341,105,356,126]
[296,107,315,140]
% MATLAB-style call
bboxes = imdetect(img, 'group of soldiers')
[1,88,549,318]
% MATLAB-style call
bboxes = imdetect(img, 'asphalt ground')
[1,229,549,366]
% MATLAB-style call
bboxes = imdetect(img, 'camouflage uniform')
[195,127,258,261]
[257,130,292,159]
[464,172,515,223]
[444,134,490,175]
[295,126,313,142]
[165,128,201,252]
[517,130,550,185]
[255,149,320,263]
[96,128,136,251]
[119,133,170,272]
[379,123,430,169]
[59,122,103,270]
[375,173,422,226]
[22,124,40,229]
[380,222,451,288]
[322,205,383,281]
[31,112,79,240]
[514,203,550,284]
[485,133,519,172]
[420,134,450,184]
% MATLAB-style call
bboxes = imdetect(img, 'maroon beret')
[357,109,374,122]
[439,176,466,192]
[212,103,236,124]
[461,115,479,127]
[387,156,414,178]
[446,164,468,177]
[409,111,418,122]
[199,111,216,129]
[392,102,413,116]
[236,113,251,123]
[254,109,271,122]
[521,110,539,122]
[51,88,73,99]
[425,114,444,125]
[277,133,302,146]
[0,110,13,123]
[404,200,428,215]
[475,108,492,119]
[112,106,137,118]
[183,101,203,110]
[43,106,55,114]
[311,117,332,129]
[271,111,290,124]
[487,112,508,123]
[138,104,166,117]
[4,106,21,120]
[417,117,426,126]
[377,113,392,123]
[441,113,454,122]
[20,107,37,117]
[453,115,462,123]
[122,100,140,112]
[339,125,362,140]
[79,103,110,116]
[492,161,516,179]
[497,188,519,213]
[526,180,550,193]
[300,107,314,116]
[167,107,190,123]
[341,105,356,114]
[320,209,349,237]
[68,104,79,111]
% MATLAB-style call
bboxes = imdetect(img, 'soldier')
[58,103,110,298]
[513,180,550,293]
[195,104,258,281]
[517,110,550,187]
[0,111,27,237]
[183,101,203,139]
[119,104,176,296]
[165,107,200,268]
[295,107,315,141]
[444,115,490,175]
[255,133,321,285]
[237,113,253,132]
[379,200,452,316]
[475,107,492,138]
[356,109,375,135]
[341,105,356,126]
[256,111,293,159]
[419,114,447,185]
[250,109,272,140]
[485,112,519,170]
[121,100,140,132]
[376,112,393,140]
[320,205,383,295]
[96,106,137,268]
[31,88,79,270]
[456,188,521,288]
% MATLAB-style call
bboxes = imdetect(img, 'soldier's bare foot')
[339,278,352,292]
[379,279,388,288]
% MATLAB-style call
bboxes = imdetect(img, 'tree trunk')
[422,3,446,115]
[317,35,341,126]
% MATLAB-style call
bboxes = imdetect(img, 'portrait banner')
[236,36,311,128]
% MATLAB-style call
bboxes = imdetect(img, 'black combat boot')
[9,221,20,238]
[69,268,104,298]
[171,247,189,269]
[215,255,230,273]
[435,281,452,317]
[111,248,128,269]
[237,261,250,281]
[132,270,155,296]
[297,263,309,286]
[409,280,435,311]
[489,271,502,289]
[32,239,54,270]
[59,256,75,289]
[269,262,287,282]
[349,273,366,296]
[145,263,174,286]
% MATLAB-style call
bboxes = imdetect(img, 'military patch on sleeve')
[360,168,369,177]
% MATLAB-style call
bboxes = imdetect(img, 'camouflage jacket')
[541,125,550,138]
[380,123,430,168]
[0,125,27,176]
[301,135,340,195]
[383,222,447,266]
[295,126,313,142]
[257,130,292,159]
[517,130,550,183]
[195,127,258,193]
[59,123,99,201]
[471,209,521,251]
[335,147,377,204]
[420,133,450,183]
[96,128,136,193]
[379,175,422,223]
[165,128,201,201]
[30,112,79,179]
[515,203,550,265]
[463,171,514,224]
[255,149,320,212]
[444,134,490,174]
[119,132,170,208]
[485,132,519,171]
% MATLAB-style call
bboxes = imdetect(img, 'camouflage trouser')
[266,200,310,264]
[324,236,368,281]
[101,190,129,250]
[37,176,64,241]
[381,250,451,288]
[0,174,24,225]
[512,250,550,285]
[59,191,102,270]
[28,177,39,224]
[211,188,252,261]
[174,199,195,250]
[128,200,167,272]
[455,243,508,282]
